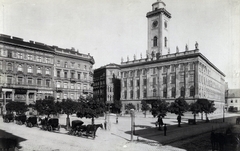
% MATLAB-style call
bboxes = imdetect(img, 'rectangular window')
[71,72,75,79]
[46,68,50,75]
[64,62,67,68]
[28,78,33,85]
[64,83,68,88]
[56,82,60,88]
[180,64,184,71]
[64,71,68,78]
[190,74,194,82]
[124,80,127,87]
[77,84,81,89]
[37,56,41,62]
[46,80,50,87]
[57,60,60,66]
[190,63,194,70]
[83,73,87,80]
[71,62,75,68]
[143,79,147,86]
[137,79,140,87]
[180,75,184,82]
[171,65,175,72]
[71,84,74,89]
[130,80,133,87]
[7,76,12,84]
[37,79,41,85]
[57,70,60,77]
[8,51,12,58]
[153,77,156,85]
[171,75,175,84]
[78,73,81,80]
[18,77,23,85]
[163,76,167,84]
[153,68,156,74]
[28,54,32,60]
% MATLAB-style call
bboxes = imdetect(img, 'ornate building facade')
[0,34,94,113]
[120,0,225,117]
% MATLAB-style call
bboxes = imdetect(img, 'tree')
[79,95,106,125]
[150,100,169,118]
[197,99,216,122]
[35,97,57,117]
[168,97,189,126]
[141,100,150,118]
[6,101,28,115]
[125,103,136,114]
[189,101,201,124]
[60,98,78,130]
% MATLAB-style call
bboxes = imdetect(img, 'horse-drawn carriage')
[3,113,14,123]
[39,117,60,131]
[26,116,38,128]
[68,120,103,139]
[15,114,27,125]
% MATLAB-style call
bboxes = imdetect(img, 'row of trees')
[6,96,107,129]
[140,97,216,122]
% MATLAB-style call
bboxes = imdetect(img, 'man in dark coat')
[158,115,163,130]
[177,115,181,127]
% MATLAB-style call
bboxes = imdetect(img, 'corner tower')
[146,0,171,58]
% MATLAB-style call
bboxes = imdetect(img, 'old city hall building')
[0,34,94,113]
[120,0,225,118]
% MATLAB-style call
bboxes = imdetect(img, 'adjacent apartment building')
[0,34,94,113]
[93,63,121,107]
[120,0,225,117]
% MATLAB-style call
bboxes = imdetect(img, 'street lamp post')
[130,109,135,141]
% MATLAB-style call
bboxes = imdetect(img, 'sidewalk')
[110,113,238,145]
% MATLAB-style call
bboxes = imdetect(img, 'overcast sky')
[0,0,239,88]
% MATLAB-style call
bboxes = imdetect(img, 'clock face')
[152,21,158,27]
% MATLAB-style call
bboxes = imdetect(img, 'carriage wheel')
[57,125,60,131]
[43,125,47,130]
[6,119,9,123]
[19,121,22,125]
[48,126,53,131]
[29,123,33,128]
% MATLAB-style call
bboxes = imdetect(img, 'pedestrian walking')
[177,115,181,127]
[158,115,163,130]
[164,124,167,136]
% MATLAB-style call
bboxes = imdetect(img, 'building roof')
[0,34,55,54]
[228,89,240,98]
[94,63,120,72]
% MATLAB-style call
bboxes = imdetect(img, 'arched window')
[18,64,23,71]
[190,86,195,97]
[180,87,185,97]
[153,36,158,47]
[27,66,32,73]
[164,37,167,47]
[171,87,176,98]
[7,63,12,70]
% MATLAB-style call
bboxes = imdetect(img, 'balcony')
[83,89,92,94]
[55,87,63,93]
[70,78,76,83]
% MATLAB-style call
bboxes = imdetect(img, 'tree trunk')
[205,113,209,122]
[144,111,146,118]
[66,114,70,130]
[92,117,94,125]
[194,113,196,124]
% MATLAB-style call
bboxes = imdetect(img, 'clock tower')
[146,0,171,58]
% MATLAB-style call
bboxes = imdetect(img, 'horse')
[85,124,103,139]
[236,117,240,124]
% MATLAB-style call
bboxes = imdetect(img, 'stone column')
[194,61,199,99]
[3,91,6,114]
[12,89,15,101]
[33,91,36,103]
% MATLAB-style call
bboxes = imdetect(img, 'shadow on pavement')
[0,129,27,150]
[125,116,239,151]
